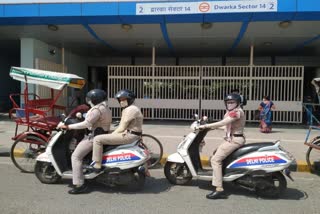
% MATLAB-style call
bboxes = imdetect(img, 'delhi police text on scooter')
[164,115,295,198]
[34,105,150,191]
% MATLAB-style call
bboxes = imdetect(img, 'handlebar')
[112,121,120,127]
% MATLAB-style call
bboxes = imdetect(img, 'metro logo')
[229,155,287,168]
[102,153,140,164]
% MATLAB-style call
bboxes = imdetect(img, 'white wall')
[33,39,61,64]
[21,38,87,79]
[20,38,88,106]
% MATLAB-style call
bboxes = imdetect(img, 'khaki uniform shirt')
[202,107,246,143]
[68,101,112,132]
[113,104,143,134]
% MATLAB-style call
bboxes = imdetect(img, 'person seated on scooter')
[198,93,246,200]
[88,89,143,172]
[57,89,112,194]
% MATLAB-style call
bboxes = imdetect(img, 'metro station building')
[0,0,320,123]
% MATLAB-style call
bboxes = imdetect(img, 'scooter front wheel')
[35,161,61,184]
[164,161,192,185]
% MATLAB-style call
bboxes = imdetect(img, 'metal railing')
[108,65,304,123]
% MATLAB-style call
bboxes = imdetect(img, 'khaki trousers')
[211,137,245,188]
[71,136,93,186]
[92,133,140,164]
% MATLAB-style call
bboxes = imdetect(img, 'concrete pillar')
[249,45,254,66]
[20,38,36,105]
[152,46,156,66]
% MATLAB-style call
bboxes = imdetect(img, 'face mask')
[120,100,128,108]
[226,101,237,111]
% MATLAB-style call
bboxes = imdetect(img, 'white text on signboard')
[136,0,278,15]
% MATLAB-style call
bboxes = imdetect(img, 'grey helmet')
[86,89,107,106]
[115,89,136,106]
[224,93,241,111]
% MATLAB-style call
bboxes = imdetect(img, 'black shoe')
[68,184,88,195]
[206,190,227,199]
[85,165,103,174]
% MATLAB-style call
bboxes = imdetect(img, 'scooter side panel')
[227,151,291,171]
[102,146,148,170]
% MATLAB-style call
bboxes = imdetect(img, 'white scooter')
[164,115,295,198]
[35,106,150,191]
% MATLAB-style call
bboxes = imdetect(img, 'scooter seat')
[226,142,274,162]
[102,140,140,152]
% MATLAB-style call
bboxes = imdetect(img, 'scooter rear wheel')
[255,172,287,198]
[35,161,61,184]
[127,170,146,192]
[117,170,146,192]
[164,161,192,185]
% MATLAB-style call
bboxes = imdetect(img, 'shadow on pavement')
[59,177,172,195]
[195,180,307,200]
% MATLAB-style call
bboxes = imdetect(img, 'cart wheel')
[10,135,47,173]
[140,134,163,169]
[306,138,320,174]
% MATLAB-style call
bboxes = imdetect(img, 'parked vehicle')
[164,115,295,198]
[35,109,150,191]
[8,67,86,173]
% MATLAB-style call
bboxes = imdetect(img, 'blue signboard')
[136,0,278,15]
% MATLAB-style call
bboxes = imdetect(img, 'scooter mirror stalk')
[193,114,199,120]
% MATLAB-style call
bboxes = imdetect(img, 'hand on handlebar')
[194,125,207,131]
[57,122,68,130]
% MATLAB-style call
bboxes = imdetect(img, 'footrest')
[197,169,212,176]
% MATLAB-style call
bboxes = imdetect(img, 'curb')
[160,154,312,173]
[0,148,24,158]
[0,152,10,157]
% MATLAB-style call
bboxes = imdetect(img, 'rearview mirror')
[59,113,66,121]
